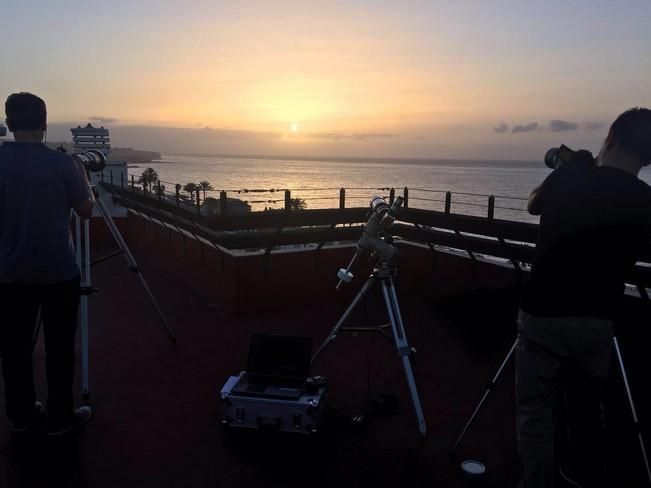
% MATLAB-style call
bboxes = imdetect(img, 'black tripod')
[451,335,651,485]
[311,259,427,437]
[33,189,176,398]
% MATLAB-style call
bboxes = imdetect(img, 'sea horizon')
[155,151,542,168]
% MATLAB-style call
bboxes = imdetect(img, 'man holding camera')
[0,92,95,435]
[517,107,651,487]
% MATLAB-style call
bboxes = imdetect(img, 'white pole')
[80,218,91,398]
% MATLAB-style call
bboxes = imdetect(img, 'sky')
[1,0,650,160]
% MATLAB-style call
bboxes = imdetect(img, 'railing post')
[121,172,124,188]
[389,188,395,205]
[220,191,228,215]
[285,190,291,211]
[176,185,180,207]
[488,195,495,220]
[157,180,162,201]
[131,175,135,191]
[403,187,409,208]
[110,171,113,185]
[196,190,201,215]
[445,191,452,214]
[339,188,345,209]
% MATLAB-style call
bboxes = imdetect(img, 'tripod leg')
[76,214,82,269]
[382,278,427,437]
[32,307,42,352]
[311,277,375,364]
[451,338,518,454]
[613,336,651,485]
[95,196,176,342]
[80,217,91,399]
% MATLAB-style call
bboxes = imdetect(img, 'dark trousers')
[0,278,80,427]
[516,310,613,488]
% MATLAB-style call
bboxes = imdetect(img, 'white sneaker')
[559,467,584,488]
[47,406,92,436]
[10,401,45,433]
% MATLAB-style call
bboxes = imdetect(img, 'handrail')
[102,182,533,241]
[102,182,651,290]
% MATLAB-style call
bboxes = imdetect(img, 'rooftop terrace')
[1,187,650,487]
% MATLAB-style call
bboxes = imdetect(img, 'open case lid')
[246,334,312,383]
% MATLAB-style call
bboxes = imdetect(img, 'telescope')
[336,196,403,289]
[71,149,107,173]
[314,194,428,436]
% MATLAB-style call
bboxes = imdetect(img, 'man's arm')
[74,197,94,219]
[527,184,545,215]
[527,169,564,216]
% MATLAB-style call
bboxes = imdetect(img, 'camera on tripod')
[544,144,596,170]
[57,145,107,173]
[336,196,403,288]
[72,149,107,173]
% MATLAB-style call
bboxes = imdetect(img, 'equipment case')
[220,372,327,434]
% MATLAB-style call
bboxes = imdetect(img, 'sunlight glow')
[7,2,646,159]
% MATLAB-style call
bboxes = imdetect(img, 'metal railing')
[99,176,651,292]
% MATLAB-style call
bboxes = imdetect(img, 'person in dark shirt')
[517,107,651,488]
[0,92,95,435]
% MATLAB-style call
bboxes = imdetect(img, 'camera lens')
[544,147,560,169]
[73,149,106,172]
[370,196,389,216]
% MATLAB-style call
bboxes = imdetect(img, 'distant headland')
[46,142,161,164]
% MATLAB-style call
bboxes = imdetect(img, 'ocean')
[129,154,651,223]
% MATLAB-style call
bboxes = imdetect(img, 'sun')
[290,122,299,133]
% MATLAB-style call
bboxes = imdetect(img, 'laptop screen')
[246,334,312,383]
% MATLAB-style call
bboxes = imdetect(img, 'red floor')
[1,239,649,487]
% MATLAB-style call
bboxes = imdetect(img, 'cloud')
[493,122,508,133]
[585,121,607,131]
[351,132,395,141]
[549,119,578,132]
[512,122,539,133]
[304,132,396,141]
[89,116,118,124]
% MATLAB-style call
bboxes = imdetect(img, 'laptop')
[231,334,312,400]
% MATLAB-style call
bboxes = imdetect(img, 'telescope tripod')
[33,190,176,399]
[451,336,651,485]
[312,260,427,437]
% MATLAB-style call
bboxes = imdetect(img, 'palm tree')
[138,167,159,192]
[198,180,215,200]
[290,198,307,211]
[183,182,198,199]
